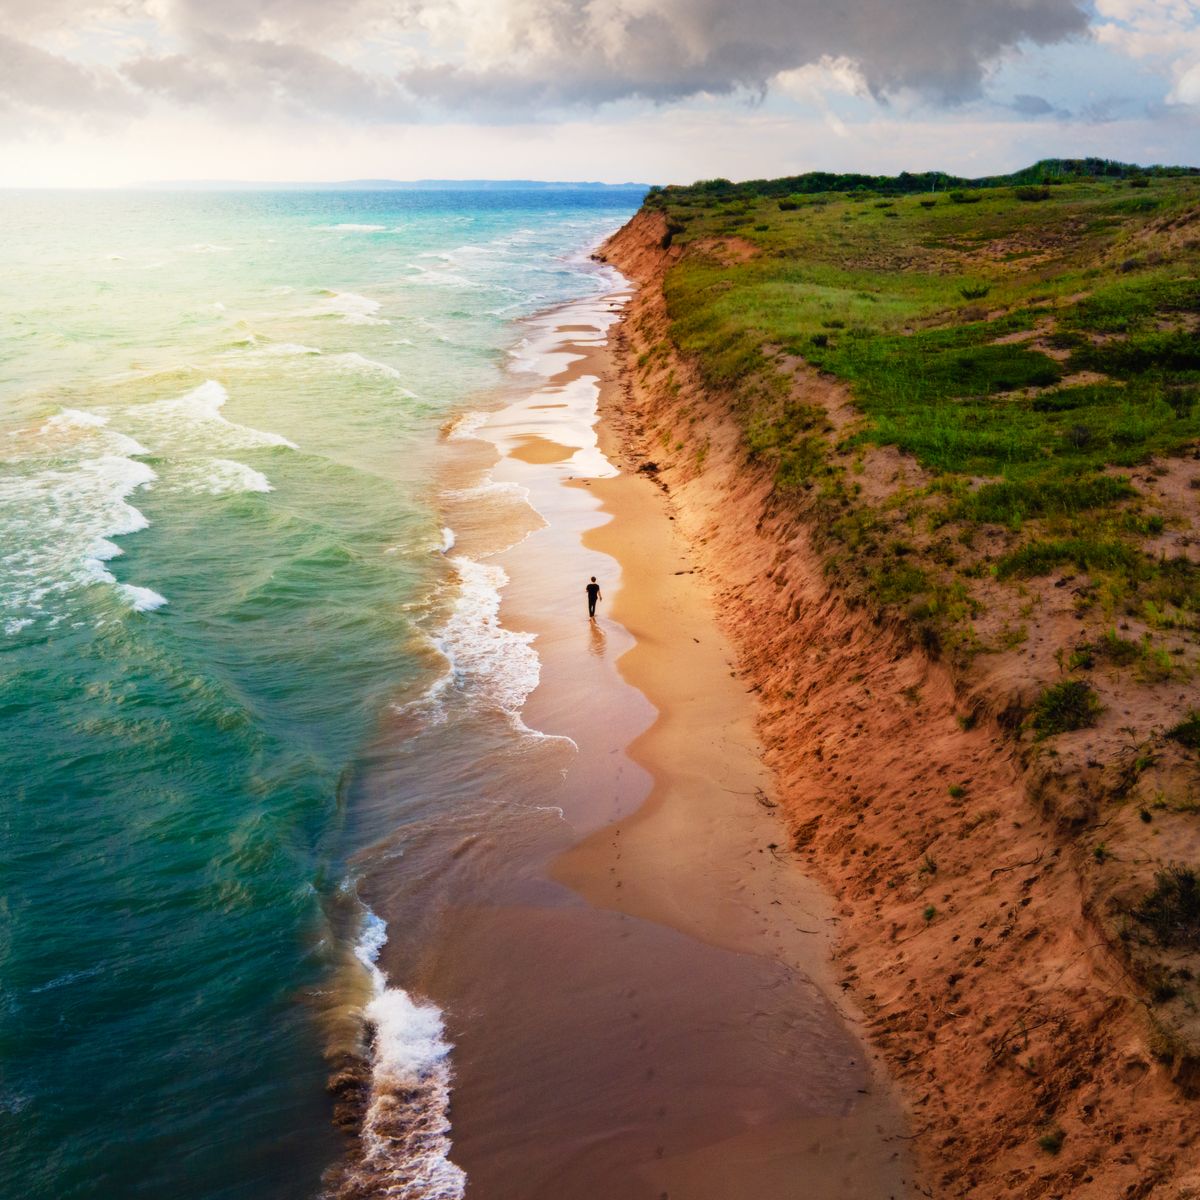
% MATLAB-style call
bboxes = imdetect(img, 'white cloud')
[1093,0,1200,105]
[775,57,869,103]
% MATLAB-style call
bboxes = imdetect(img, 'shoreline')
[346,269,919,1196]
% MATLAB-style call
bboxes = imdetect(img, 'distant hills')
[651,158,1200,201]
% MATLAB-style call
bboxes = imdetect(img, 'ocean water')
[0,189,638,1199]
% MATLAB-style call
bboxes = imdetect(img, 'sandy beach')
[350,275,919,1198]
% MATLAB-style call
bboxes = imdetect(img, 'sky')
[1,0,1198,186]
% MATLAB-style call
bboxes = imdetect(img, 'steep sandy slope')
[599,209,1200,1200]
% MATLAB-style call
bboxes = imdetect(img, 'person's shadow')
[588,620,607,658]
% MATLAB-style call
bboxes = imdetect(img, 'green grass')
[1061,279,1200,334]
[995,538,1140,580]
[956,476,1135,525]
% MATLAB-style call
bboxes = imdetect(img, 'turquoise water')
[0,189,638,1199]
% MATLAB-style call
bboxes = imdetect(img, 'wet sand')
[363,283,917,1198]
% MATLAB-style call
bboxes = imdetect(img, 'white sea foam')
[29,965,105,994]
[435,556,540,717]
[22,409,150,461]
[442,411,489,442]
[169,458,274,495]
[439,527,456,554]
[328,353,417,395]
[403,262,484,291]
[124,380,298,452]
[119,583,169,612]
[353,907,389,977]
[336,908,465,1200]
[47,408,107,430]
[325,223,388,232]
[441,479,530,506]
[217,342,322,367]
[0,451,163,627]
[248,342,322,358]
[313,290,389,325]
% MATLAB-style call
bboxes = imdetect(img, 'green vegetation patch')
[1062,278,1200,335]
[995,538,1140,580]
[1072,332,1200,379]
[956,476,1135,525]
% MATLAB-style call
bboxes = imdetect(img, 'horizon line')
[0,177,655,192]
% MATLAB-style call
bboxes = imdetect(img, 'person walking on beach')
[586,576,602,620]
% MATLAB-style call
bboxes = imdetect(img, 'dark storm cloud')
[0,0,1091,121]
[392,0,1091,109]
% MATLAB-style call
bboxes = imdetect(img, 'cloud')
[0,32,138,116]
[1010,93,1054,116]
[1175,60,1200,106]
[123,34,414,120]
[390,0,1091,110]
[0,0,1091,126]
[1092,0,1200,107]
[0,0,144,36]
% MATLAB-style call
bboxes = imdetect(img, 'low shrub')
[1031,679,1102,737]
[1092,629,1141,666]
[1037,1127,1066,1154]
[1167,712,1200,749]
[1131,867,1200,948]
[1015,186,1052,202]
